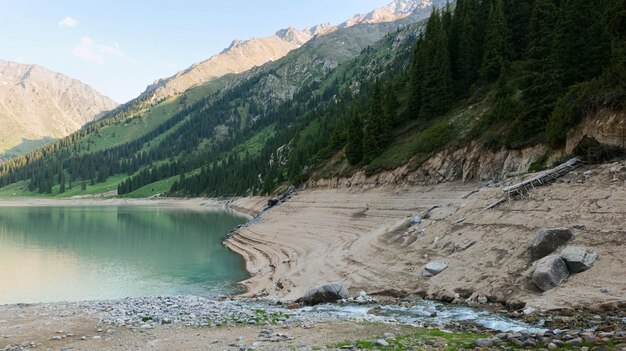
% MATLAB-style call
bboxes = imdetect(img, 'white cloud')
[72,37,105,64]
[72,36,133,64]
[97,42,126,59]
[58,17,78,28]
[80,36,94,46]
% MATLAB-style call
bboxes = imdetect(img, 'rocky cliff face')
[310,108,626,189]
[141,0,445,104]
[0,60,117,158]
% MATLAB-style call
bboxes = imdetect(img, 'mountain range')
[142,0,446,103]
[0,60,117,160]
[2,0,619,201]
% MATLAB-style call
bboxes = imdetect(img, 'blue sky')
[0,1,387,103]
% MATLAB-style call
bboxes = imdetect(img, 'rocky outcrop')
[560,246,599,273]
[0,60,117,157]
[309,142,550,188]
[302,283,349,305]
[342,0,447,28]
[566,108,626,154]
[533,255,570,291]
[531,228,573,260]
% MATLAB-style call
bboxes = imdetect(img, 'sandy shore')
[226,161,626,311]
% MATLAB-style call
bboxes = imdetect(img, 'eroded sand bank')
[227,161,626,310]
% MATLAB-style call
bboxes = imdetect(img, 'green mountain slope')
[1,0,624,199]
[0,17,426,197]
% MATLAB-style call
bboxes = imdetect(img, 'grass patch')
[124,175,179,198]
[232,125,276,159]
[76,97,181,153]
[366,118,455,173]
[0,175,126,199]
[332,328,489,351]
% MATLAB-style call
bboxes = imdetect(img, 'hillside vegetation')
[0,0,624,198]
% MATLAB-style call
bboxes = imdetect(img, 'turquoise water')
[0,206,249,304]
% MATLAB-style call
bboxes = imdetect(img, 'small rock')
[374,339,389,347]
[547,343,558,350]
[51,336,62,341]
[422,260,448,277]
[600,288,610,294]
[383,333,395,340]
[565,337,583,347]
[477,296,488,304]
[532,255,569,291]
[523,340,537,348]
[411,215,423,225]
[474,338,493,348]
[162,317,172,324]
[92,336,101,340]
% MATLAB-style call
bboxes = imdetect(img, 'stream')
[299,301,546,333]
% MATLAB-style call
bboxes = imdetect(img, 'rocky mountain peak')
[142,0,445,103]
[275,27,311,46]
[341,0,445,28]
[0,59,118,158]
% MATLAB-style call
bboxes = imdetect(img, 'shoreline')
[223,160,626,313]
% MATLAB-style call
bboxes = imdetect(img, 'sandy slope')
[226,161,626,310]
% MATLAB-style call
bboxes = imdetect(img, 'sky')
[0,0,388,103]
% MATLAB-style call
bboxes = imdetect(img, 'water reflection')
[0,206,248,304]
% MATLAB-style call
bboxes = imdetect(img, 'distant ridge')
[0,59,118,159]
[141,0,446,103]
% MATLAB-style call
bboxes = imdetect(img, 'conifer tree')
[408,34,426,118]
[604,0,626,87]
[346,112,363,165]
[519,0,561,140]
[420,9,454,119]
[553,0,610,87]
[59,172,65,193]
[363,84,390,162]
[480,0,510,81]
[503,0,531,59]
[450,0,482,92]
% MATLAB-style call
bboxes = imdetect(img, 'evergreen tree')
[450,0,482,93]
[59,172,65,193]
[345,113,364,165]
[408,34,426,118]
[604,0,626,87]
[363,84,390,162]
[553,0,610,87]
[517,0,561,143]
[503,0,532,59]
[480,0,510,81]
[420,9,454,119]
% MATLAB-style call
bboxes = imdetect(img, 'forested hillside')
[0,0,624,198]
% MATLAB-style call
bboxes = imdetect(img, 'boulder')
[531,228,573,259]
[422,260,448,277]
[302,283,349,306]
[560,246,598,273]
[532,255,570,291]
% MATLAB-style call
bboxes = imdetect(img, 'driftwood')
[486,158,581,209]
[503,158,581,197]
